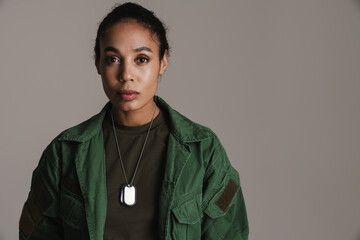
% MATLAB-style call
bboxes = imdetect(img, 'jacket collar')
[58,96,210,143]
[57,102,112,142]
[154,96,210,143]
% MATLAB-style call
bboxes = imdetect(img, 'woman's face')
[96,20,167,114]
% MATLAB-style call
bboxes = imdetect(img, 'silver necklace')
[110,104,157,207]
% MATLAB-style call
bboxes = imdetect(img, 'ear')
[95,60,101,75]
[159,50,168,75]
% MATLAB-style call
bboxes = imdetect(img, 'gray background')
[1,0,360,239]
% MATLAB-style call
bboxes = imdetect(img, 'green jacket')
[19,96,249,240]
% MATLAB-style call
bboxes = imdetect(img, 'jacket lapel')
[158,133,191,239]
[59,103,111,240]
[75,133,107,240]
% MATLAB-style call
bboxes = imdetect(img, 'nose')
[118,60,134,83]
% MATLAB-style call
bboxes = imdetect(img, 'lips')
[117,89,139,101]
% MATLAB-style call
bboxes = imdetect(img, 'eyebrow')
[134,46,153,53]
[103,46,120,54]
[103,46,153,54]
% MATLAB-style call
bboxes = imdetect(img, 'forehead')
[100,20,159,51]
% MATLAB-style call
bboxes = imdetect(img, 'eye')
[136,57,149,64]
[105,56,120,64]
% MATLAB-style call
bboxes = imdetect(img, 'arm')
[201,141,249,240]
[19,141,63,240]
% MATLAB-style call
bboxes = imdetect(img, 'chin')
[112,100,140,112]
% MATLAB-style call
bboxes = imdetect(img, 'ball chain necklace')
[110,104,157,207]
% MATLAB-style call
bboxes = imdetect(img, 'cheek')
[144,72,159,90]
[143,63,161,82]
[101,75,111,87]
[138,71,158,95]
[101,78,111,95]
[101,74,117,94]
[101,67,117,84]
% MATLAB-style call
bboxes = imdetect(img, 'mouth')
[117,89,139,101]
[118,89,139,94]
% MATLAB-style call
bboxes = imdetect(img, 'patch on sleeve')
[19,192,44,238]
[215,178,239,212]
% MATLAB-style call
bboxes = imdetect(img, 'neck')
[111,102,158,127]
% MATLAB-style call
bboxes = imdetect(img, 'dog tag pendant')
[120,184,136,207]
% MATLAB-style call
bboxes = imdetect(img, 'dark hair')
[94,2,169,61]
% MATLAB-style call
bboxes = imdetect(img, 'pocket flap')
[60,190,86,229]
[172,195,203,224]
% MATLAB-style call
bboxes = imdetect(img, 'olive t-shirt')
[102,108,170,240]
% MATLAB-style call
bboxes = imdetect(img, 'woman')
[19,2,248,240]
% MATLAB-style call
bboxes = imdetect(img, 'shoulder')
[39,102,111,162]
[155,96,220,144]
[156,96,228,171]
[156,97,235,166]
[54,102,111,143]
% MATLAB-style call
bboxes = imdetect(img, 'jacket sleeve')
[19,141,63,240]
[201,139,249,240]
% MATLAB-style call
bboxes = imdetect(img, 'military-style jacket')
[19,96,249,240]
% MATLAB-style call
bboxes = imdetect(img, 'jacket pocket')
[59,188,86,229]
[171,194,203,239]
[59,177,89,239]
[59,188,89,239]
